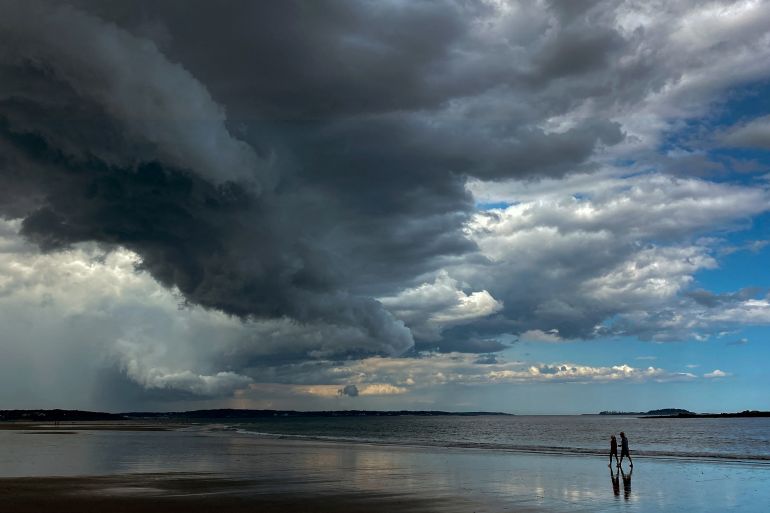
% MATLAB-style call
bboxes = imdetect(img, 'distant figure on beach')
[610,466,620,496]
[620,466,632,500]
[618,431,633,467]
[609,435,619,467]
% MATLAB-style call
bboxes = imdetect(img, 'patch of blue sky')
[505,335,644,367]
[694,211,770,294]
[713,79,770,126]
[609,157,637,168]
[665,80,770,145]
[475,200,513,211]
[511,335,701,369]
[657,80,770,184]
[570,192,590,201]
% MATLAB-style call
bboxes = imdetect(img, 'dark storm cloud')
[65,0,626,183]
[68,0,476,119]
[0,0,415,359]
[416,324,510,354]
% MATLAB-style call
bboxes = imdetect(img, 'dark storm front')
[230,415,770,462]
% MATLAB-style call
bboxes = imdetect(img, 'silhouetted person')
[620,466,632,500]
[618,431,633,467]
[610,466,620,497]
[609,435,619,467]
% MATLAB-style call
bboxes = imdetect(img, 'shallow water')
[230,415,770,462]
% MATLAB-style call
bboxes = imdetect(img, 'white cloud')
[126,367,252,397]
[704,369,730,379]
[379,271,502,340]
[297,353,700,388]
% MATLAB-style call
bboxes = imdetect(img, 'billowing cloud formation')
[379,271,502,341]
[0,220,747,406]
[444,174,770,345]
[0,0,768,407]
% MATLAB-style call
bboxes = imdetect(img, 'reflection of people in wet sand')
[609,435,619,467]
[610,466,620,496]
[618,431,633,467]
[620,466,632,500]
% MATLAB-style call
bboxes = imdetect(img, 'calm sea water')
[229,415,770,462]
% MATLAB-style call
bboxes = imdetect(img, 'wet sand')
[0,423,767,512]
[0,474,480,513]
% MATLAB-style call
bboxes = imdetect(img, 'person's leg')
[628,453,633,467]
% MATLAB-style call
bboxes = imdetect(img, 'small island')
[595,408,770,418]
[643,410,770,419]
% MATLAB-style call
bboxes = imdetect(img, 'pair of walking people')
[609,432,633,467]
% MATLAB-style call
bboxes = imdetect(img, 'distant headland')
[644,410,770,419]
[597,408,694,416]
[0,409,127,422]
[595,408,770,418]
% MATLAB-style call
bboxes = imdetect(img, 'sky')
[0,0,769,414]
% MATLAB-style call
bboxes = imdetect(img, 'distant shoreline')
[3,408,768,422]
[0,409,513,422]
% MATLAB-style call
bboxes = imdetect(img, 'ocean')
[229,414,770,463]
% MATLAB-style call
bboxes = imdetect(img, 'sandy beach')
[0,422,767,512]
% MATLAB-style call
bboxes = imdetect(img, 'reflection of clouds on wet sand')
[0,428,765,511]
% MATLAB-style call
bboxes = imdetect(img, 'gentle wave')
[228,427,770,464]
